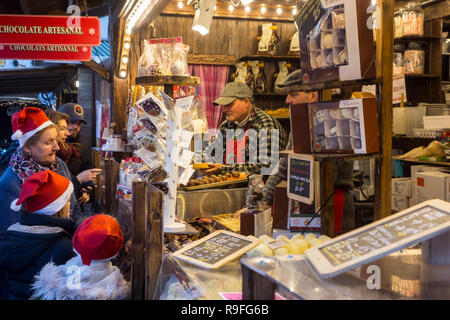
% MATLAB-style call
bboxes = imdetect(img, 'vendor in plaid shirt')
[200,81,288,175]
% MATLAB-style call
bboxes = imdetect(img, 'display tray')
[135,75,200,86]
[211,214,240,233]
[182,178,248,191]
[392,156,450,167]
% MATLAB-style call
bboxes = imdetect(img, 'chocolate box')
[295,0,376,83]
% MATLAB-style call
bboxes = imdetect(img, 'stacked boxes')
[391,177,412,212]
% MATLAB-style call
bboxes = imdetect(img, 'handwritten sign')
[294,0,326,37]
[173,230,258,269]
[288,153,314,204]
[392,74,407,104]
[306,199,450,278]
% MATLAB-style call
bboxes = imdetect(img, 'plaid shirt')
[202,107,288,174]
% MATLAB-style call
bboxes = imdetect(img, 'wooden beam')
[82,60,111,82]
[322,160,335,237]
[375,0,394,221]
[187,54,236,66]
[136,0,171,32]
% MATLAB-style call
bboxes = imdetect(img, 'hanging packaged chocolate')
[233,61,247,83]
[274,61,289,93]
[257,23,279,56]
[245,61,255,91]
[289,31,300,55]
[254,62,267,93]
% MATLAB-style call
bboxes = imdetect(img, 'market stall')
[100,0,450,301]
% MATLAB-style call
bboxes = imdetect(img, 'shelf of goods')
[135,75,200,87]
[237,55,300,63]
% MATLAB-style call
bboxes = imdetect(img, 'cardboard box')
[391,194,410,212]
[416,171,450,204]
[293,98,379,154]
[391,177,412,197]
[295,0,375,84]
[410,165,447,205]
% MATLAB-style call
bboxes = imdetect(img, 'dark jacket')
[0,212,75,300]
[0,157,82,232]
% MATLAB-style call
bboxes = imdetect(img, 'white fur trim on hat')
[10,198,22,212]
[18,120,54,148]
[11,130,23,141]
[33,181,74,215]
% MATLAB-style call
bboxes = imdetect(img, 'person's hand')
[202,163,222,175]
[77,168,101,184]
[234,207,248,219]
[78,192,90,204]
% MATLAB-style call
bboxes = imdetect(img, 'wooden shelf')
[254,92,287,96]
[135,75,200,86]
[394,35,441,42]
[237,55,300,63]
[404,73,441,78]
[278,78,382,93]
[392,156,450,167]
[281,151,382,161]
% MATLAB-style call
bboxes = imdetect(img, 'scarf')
[56,142,80,164]
[9,147,59,182]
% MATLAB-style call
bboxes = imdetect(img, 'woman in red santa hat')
[0,107,82,232]
[31,214,130,300]
[0,170,76,300]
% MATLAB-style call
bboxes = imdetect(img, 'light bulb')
[245,6,250,13]
[214,5,217,10]
[120,70,127,78]
[75,80,79,88]
[124,42,130,49]
[228,4,234,11]
[276,7,282,15]
[292,8,297,15]
[122,56,128,64]
[261,6,266,14]
[177,1,184,9]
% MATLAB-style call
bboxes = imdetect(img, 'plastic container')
[394,9,403,38]
[423,115,450,129]
[393,43,405,75]
[402,2,424,36]
[404,42,425,74]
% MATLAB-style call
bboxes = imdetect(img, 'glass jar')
[404,42,425,74]
[402,2,424,36]
[394,9,403,38]
[393,43,405,75]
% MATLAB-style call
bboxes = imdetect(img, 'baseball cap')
[277,69,303,89]
[58,103,87,124]
[213,82,253,106]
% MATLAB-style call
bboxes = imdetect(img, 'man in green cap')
[199,81,288,175]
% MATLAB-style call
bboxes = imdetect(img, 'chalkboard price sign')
[287,153,314,204]
[173,230,259,269]
[306,199,450,278]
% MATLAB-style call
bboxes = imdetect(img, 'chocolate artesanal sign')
[0,44,92,61]
[0,15,100,46]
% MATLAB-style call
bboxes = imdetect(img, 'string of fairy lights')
[178,0,299,16]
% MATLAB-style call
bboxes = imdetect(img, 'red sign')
[0,44,92,61]
[0,15,100,46]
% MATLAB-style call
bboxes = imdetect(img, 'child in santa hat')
[31,214,130,300]
[0,170,76,300]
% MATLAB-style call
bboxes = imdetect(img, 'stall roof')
[0,65,77,95]
[0,0,105,15]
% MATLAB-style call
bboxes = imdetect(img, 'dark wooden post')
[145,185,164,300]
[374,0,394,221]
[321,160,335,237]
[131,181,147,300]
[242,263,276,300]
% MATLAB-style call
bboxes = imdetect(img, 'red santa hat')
[10,170,73,215]
[73,214,123,266]
[11,107,54,148]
